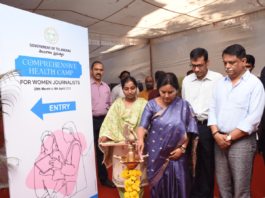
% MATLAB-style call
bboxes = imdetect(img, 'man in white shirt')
[245,54,255,73]
[111,70,139,102]
[182,48,223,198]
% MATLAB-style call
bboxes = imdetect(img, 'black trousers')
[261,111,265,164]
[190,124,215,198]
[93,117,109,183]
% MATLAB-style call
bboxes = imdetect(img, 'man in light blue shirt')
[208,44,265,198]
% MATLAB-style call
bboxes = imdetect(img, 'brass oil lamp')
[114,125,148,170]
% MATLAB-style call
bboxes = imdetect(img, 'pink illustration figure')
[34,131,64,198]
[26,122,87,198]
[49,122,83,198]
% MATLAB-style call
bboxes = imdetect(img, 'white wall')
[152,18,265,78]
[91,17,265,84]
[90,44,150,86]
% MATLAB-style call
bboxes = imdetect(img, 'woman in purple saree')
[137,73,199,198]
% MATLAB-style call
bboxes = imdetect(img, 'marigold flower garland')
[121,168,142,198]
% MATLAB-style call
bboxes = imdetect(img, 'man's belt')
[196,119,208,125]
[93,115,106,119]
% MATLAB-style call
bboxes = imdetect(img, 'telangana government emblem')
[44,27,59,44]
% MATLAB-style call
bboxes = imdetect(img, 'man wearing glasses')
[182,48,223,198]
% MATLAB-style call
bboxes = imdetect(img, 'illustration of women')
[49,122,86,198]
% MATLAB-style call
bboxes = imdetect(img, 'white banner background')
[0,4,97,198]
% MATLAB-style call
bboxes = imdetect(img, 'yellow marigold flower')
[123,169,141,198]
[130,191,138,196]
[127,186,133,192]
[129,170,135,177]
[128,178,135,185]
[125,179,131,186]
[131,176,136,181]
[124,192,130,198]
[132,184,138,190]
[128,170,132,176]
[122,168,131,179]
[135,179,141,185]
[134,184,139,188]
[125,186,130,192]
[135,169,142,177]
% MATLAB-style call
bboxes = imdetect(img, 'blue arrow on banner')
[31,98,76,120]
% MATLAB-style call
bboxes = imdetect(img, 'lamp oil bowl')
[114,154,149,170]
[114,144,149,170]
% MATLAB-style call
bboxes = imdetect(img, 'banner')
[0,4,98,198]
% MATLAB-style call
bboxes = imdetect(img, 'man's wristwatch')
[180,146,186,153]
[227,135,233,141]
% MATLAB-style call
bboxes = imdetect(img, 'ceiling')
[89,45,130,58]
[1,0,265,57]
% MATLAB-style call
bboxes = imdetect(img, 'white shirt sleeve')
[111,86,118,102]
[217,73,224,82]
[207,84,218,126]
[237,82,265,134]
[181,78,186,100]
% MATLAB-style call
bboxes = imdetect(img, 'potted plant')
[0,69,20,189]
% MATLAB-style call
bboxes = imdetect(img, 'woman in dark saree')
[136,73,199,198]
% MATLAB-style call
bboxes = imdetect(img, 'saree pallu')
[139,97,199,198]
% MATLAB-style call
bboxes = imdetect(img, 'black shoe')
[101,178,116,188]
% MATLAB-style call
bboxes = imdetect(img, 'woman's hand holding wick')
[169,148,183,160]
[137,140,145,154]
[98,136,108,145]
[136,126,147,155]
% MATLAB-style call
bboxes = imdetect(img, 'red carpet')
[1,154,265,198]
[97,154,265,198]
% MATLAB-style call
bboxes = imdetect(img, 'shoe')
[101,178,116,188]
